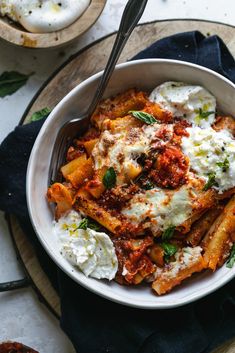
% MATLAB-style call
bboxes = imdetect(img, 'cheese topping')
[92,123,173,174]
[49,81,235,292]
[121,185,194,233]
[0,0,89,33]
[54,210,118,280]
[154,246,203,279]
[149,81,216,128]
[182,127,235,193]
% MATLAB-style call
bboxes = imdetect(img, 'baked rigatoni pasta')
[47,81,235,294]
[202,196,235,270]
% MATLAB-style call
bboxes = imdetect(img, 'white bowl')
[27,59,235,309]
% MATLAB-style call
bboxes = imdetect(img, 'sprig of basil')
[129,111,158,125]
[0,71,33,98]
[103,167,116,189]
[196,108,215,120]
[162,226,176,241]
[226,244,235,268]
[161,242,178,263]
[77,218,100,231]
[30,107,51,122]
[217,157,230,172]
[77,218,88,230]
[203,172,217,191]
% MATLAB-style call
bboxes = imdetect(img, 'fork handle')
[86,0,148,117]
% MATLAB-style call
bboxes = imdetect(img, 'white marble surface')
[0,0,235,352]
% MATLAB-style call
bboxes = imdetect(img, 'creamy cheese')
[182,127,235,193]
[0,0,89,33]
[121,185,193,233]
[154,246,202,279]
[149,81,216,128]
[54,210,118,280]
[92,123,173,175]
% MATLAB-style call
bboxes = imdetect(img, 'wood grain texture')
[9,20,235,352]
[0,0,106,48]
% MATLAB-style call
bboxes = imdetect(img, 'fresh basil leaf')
[196,108,215,120]
[0,71,33,98]
[216,157,230,172]
[203,172,217,191]
[31,107,51,122]
[162,226,176,241]
[161,242,178,262]
[87,219,100,231]
[103,167,116,189]
[161,242,178,256]
[129,111,158,125]
[226,244,235,268]
[77,218,89,230]
[76,218,100,231]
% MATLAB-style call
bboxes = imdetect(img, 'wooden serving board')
[8,20,235,353]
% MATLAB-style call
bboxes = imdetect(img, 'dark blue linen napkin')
[0,31,235,353]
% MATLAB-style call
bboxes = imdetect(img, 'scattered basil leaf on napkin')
[30,107,52,122]
[0,71,33,98]
[129,111,158,124]
[103,167,116,189]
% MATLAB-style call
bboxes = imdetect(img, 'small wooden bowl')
[0,0,106,49]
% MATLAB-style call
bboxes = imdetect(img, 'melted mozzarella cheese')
[153,246,203,279]
[92,123,173,175]
[149,81,216,128]
[54,210,118,280]
[0,0,89,33]
[182,127,235,193]
[121,186,193,233]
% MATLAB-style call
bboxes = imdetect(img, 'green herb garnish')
[129,111,158,125]
[31,107,51,122]
[87,219,100,231]
[217,157,230,172]
[77,218,100,231]
[77,218,89,230]
[226,244,235,268]
[162,226,176,241]
[161,242,178,262]
[203,172,217,191]
[102,167,117,189]
[0,71,33,98]
[196,108,215,120]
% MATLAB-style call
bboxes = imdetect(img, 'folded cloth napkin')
[0,31,235,353]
